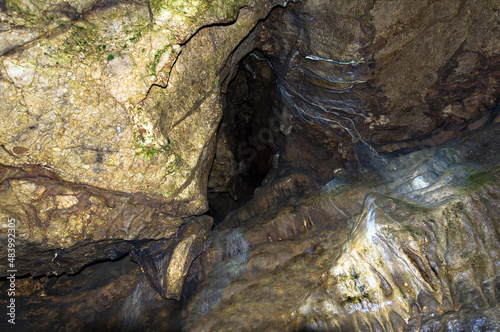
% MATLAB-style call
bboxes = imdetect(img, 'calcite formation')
[184,124,500,331]
[0,0,499,330]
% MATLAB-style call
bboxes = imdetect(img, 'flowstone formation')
[185,124,500,331]
[1,0,500,331]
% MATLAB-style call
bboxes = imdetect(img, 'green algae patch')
[459,166,500,194]
[151,0,259,28]
[64,23,101,56]
[150,45,175,75]
[135,141,174,160]
[58,19,149,63]
[404,224,420,238]
[5,0,59,27]
[465,171,497,189]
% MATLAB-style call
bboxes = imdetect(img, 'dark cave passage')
[207,51,281,223]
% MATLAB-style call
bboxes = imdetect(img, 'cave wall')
[255,0,499,168]
[1,0,497,275]
[184,117,500,332]
[0,0,287,275]
[0,0,499,330]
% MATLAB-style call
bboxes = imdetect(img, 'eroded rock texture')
[184,123,500,332]
[0,0,499,330]
[0,0,285,275]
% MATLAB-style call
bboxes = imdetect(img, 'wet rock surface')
[254,0,500,163]
[0,0,499,330]
[184,123,500,332]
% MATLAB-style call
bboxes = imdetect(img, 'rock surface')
[254,0,499,168]
[0,0,287,275]
[184,123,500,331]
[0,0,499,330]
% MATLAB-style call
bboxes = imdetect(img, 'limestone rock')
[249,0,500,170]
[164,215,213,300]
[0,0,499,330]
[183,124,500,331]
[0,0,287,275]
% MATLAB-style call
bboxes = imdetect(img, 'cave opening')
[207,50,281,224]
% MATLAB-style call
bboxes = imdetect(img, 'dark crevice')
[207,50,281,224]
